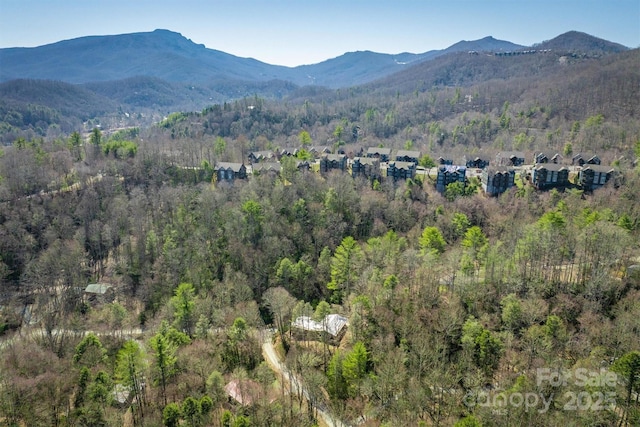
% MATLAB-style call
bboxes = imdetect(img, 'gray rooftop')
[395,150,421,158]
[84,283,112,294]
[367,147,392,155]
[216,162,245,172]
[581,164,614,173]
[291,314,348,337]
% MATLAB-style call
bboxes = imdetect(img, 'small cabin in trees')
[215,162,247,182]
[395,150,421,165]
[319,154,347,173]
[366,147,392,162]
[481,168,515,196]
[531,163,570,190]
[436,165,466,193]
[351,157,381,180]
[579,164,615,190]
[386,161,417,181]
[496,151,525,167]
[291,314,348,343]
[572,153,601,166]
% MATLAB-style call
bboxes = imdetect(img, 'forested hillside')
[0,79,119,142]
[0,47,638,426]
[153,49,639,163]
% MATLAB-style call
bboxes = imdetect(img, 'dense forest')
[0,47,639,427]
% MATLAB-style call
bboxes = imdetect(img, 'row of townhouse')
[468,150,613,197]
[496,150,603,168]
[530,164,615,191]
[217,146,422,183]
[320,154,418,182]
[248,147,422,165]
[216,160,311,182]
[217,147,617,194]
[489,150,614,194]
[247,146,331,164]
[248,147,604,170]
[533,151,602,167]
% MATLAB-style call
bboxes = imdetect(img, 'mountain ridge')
[2,29,623,89]
[0,29,293,85]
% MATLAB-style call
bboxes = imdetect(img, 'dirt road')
[261,334,349,427]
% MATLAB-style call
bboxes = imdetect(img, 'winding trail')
[261,334,349,427]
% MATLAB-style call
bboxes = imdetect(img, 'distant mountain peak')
[465,36,497,42]
[445,36,524,53]
[536,31,628,52]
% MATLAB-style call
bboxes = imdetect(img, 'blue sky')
[1,0,638,66]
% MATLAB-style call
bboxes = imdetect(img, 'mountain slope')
[360,34,629,97]
[298,36,524,87]
[85,76,298,109]
[286,46,638,128]
[0,29,293,84]
[535,30,629,54]
[357,49,563,97]
[0,79,120,142]
[0,79,116,118]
